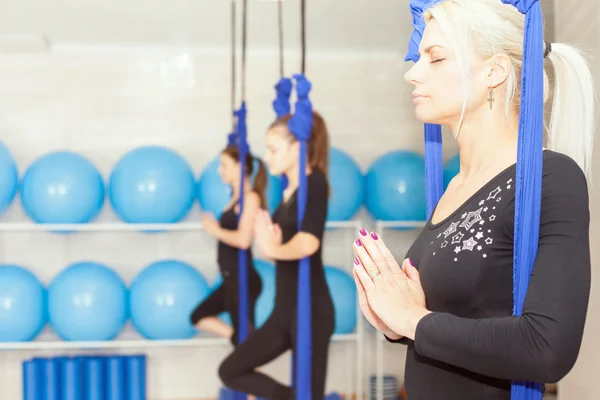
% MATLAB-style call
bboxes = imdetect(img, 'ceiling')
[0,0,408,53]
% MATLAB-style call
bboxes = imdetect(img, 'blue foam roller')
[126,355,146,400]
[34,357,60,400]
[106,356,126,400]
[60,357,84,400]
[324,393,343,400]
[23,359,42,400]
[84,357,105,400]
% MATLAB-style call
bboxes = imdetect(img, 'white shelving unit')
[373,220,426,400]
[0,219,365,399]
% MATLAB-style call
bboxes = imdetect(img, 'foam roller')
[23,359,41,400]
[84,357,105,400]
[34,357,60,400]
[60,356,84,400]
[126,355,146,400]
[106,356,126,400]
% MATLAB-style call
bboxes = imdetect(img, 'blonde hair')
[425,0,596,182]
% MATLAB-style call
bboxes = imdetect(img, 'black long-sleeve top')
[387,150,591,399]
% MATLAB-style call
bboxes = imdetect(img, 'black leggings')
[190,272,262,345]
[218,313,335,400]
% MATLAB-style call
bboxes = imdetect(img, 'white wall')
[0,45,459,400]
[553,0,600,398]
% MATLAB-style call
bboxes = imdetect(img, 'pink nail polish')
[353,258,360,265]
[359,228,367,236]
[370,232,379,240]
[355,239,362,246]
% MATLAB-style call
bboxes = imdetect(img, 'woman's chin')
[414,108,437,125]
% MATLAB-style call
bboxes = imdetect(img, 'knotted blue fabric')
[287,73,313,400]
[227,132,237,147]
[273,77,293,118]
[273,77,293,191]
[407,0,544,399]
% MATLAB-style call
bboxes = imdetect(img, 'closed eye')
[431,58,446,64]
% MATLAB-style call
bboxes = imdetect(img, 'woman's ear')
[488,53,513,88]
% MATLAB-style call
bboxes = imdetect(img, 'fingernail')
[359,228,367,236]
[355,239,362,246]
[370,232,379,240]
[353,258,360,265]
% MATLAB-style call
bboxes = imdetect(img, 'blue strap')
[405,0,444,219]
[233,102,250,346]
[499,0,544,398]
[424,123,443,219]
[287,73,313,400]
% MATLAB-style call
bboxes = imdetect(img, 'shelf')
[0,332,359,351]
[0,220,361,232]
[0,220,428,232]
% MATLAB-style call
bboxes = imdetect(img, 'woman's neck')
[231,179,253,200]
[451,109,519,179]
[284,164,313,191]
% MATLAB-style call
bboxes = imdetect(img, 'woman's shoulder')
[541,150,588,198]
[308,168,328,186]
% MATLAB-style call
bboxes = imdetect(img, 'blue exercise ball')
[444,154,460,190]
[49,262,127,341]
[365,150,426,221]
[0,265,46,341]
[130,260,211,340]
[325,266,357,334]
[327,148,364,221]
[109,146,195,223]
[0,142,18,216]
[196,156,282,218]
[21,152,104,223]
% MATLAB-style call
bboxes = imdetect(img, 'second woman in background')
[218,111,335,400]
[190,143,266,346]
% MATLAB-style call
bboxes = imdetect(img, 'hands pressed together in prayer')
[352,228,431,341]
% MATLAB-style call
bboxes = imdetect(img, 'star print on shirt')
[485,237,493,245]
[460,208,483,230]
[451,231,465,244]
[487,186,502,200]
[443,221,459,238]
[462,237,478,251]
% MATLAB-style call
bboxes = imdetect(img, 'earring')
[488,87,495,110]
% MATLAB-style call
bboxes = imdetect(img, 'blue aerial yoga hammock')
[288,73,313,400]
[406,0,544,399]
[286,0,313,398]
[227,1,251,399]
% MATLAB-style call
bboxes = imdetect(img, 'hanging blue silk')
[287,73,313,400]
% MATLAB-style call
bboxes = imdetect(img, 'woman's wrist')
[383,329,403,341]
